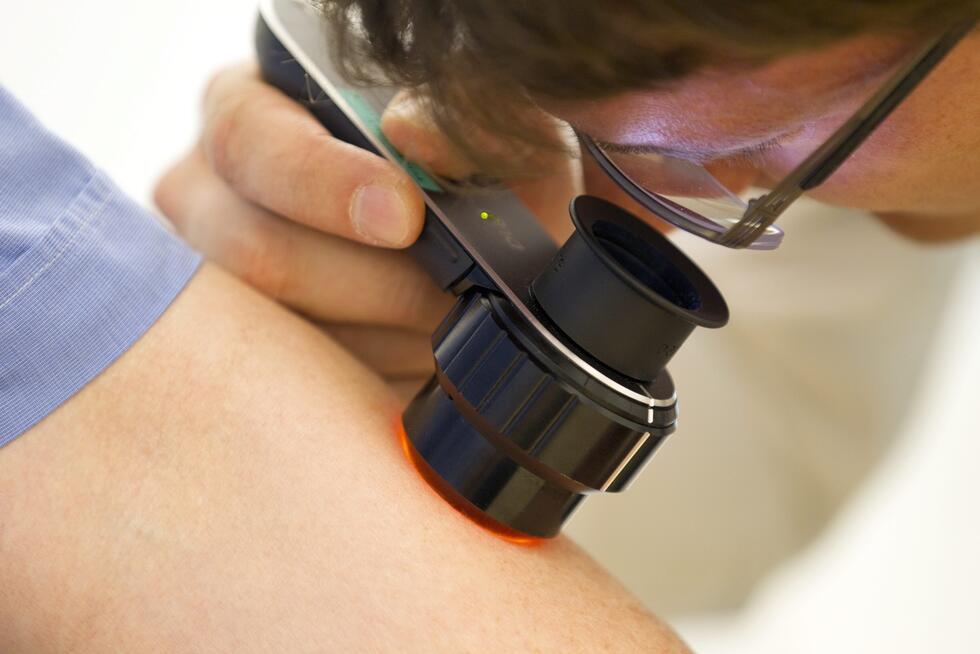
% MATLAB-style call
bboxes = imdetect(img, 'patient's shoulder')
[0,264,687,654]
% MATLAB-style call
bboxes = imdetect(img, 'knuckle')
[152,163,193,229]
[219,218,292,300]
[201,67,231,109]
[201,64,252,115]
[152,170,180,219]
[300,134,373,191]
[203,92,250,187]
[292,133,333,187]
[388,261,440,329]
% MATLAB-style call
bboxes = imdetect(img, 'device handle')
[254,15,477,292]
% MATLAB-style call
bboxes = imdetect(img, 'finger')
[381,91,568,182]
[202,63,424,248]
[508,158,581,244]
[321,324,434,378]
[380,91,477,180]
[156,146,453,332]
[382,91,580,243]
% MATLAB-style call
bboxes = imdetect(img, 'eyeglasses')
[579,21,976,250]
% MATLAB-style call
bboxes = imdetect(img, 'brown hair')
[316,0,978,175]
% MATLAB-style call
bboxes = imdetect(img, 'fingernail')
[351,184,411,246]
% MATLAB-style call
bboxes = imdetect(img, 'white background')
[2,2,979,651]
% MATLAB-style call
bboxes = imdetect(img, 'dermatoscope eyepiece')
[533,196,729,382]
[402,197,728,539]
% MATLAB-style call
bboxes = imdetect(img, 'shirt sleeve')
[0,86,202,447]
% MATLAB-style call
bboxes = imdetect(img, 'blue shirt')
[0,87,201,446]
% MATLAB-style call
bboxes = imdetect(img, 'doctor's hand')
[154,63,577,403]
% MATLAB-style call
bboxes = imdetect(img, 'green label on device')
[339,89,442,193]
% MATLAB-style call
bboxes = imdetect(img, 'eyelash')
[708,140,782,168]
[598,138,784,167]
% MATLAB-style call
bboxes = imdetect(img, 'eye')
[712,139,783,167]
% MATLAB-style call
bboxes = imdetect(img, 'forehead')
[544,34,912,153]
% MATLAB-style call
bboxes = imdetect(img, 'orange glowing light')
[395,419,542,547]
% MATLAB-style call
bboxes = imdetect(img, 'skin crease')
[539,31,980,241]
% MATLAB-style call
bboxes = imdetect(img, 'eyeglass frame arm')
[725,20,977,247]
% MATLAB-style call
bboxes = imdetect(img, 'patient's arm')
[0,264,689,654]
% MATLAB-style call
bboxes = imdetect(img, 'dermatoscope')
[256,0,728,540]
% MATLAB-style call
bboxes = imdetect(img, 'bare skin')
[0,264,688,653]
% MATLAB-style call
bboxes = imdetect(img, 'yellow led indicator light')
[480,211,491,220]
